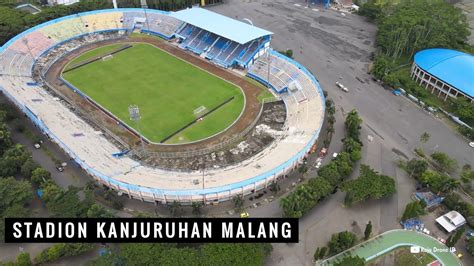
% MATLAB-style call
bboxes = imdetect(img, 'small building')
[47,0,80,6]
[411,49,474,102]
[435,210,466,233]
[15,4,41,14]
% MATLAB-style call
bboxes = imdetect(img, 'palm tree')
[326,126,335,136]
[328,116,336,126]
[441,178,460,193]
[420,132,430,153]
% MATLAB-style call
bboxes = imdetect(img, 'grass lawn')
[67,44,124,67]
[63,43,244,143]
[244,77,275,102]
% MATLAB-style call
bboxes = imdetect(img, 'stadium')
[0,7,325,204]
[411,48,474,102]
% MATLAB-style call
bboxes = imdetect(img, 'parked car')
[240,212,249,218]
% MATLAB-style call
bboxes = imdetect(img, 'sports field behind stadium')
[63,43,245,144]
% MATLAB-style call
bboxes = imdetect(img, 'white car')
[315,162,322,169]
[332,152,338,159]
[469,142,474,148]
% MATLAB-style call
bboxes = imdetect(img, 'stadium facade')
[0,8,325,204]
[411,48,474,102]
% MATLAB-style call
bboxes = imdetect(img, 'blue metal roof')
[414,48,474,98]
[170,8,272,44]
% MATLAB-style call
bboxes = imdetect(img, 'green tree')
[446,227,465,248]
[0,144,30,177]
[30,167,51,186]
[233,195,244,213]
[192,201,203,216]
[169,200,182,217]
[376,0,469,59]
[0,115,12,154]
[342,165,396,206]
[420,132,430,153]
[16,252,31,266]
[468,237,474,256]
[42,184,87,217]
[280,177,332,218]
[345,110,363,142]
[364,221,372,240]
[328,231,357,255]
[406,158,428,179]
[87,203,114,218]
[0,177,33,237]
[333,255,365,266]
[21,158,39,179]
[401,200,427,221]
[431,152,458,173]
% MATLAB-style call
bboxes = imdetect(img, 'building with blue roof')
[411,48,474,102]
[171,7,272,68]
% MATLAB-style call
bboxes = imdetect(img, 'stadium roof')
[170,8,272,44]
[414,48,474,98]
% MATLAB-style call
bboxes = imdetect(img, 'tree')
[328,231,357,255]
[343,137,362,155]
[419,170,458,194]
[16,252,31,266]
[318,162,341,187]
[233,195,244,213]
[0,144,30,177]
[191,201,203,216]
[86,203,114,218]
[431,152,458,173]
[30,167,51,186]
[420,132,430,145]
[280,177,332,218]
[333,255,365,266]
[345,110,363,142]
[468,237,474,256]
[21,158,39,179]
[401,200,427,221]
[342,165,396,206]
[376,0,469,60]
[0,177,33,238]
[0,114,12,155]
[169,200,182,217]
[446,227,465,248]
[406,159,428,179]
[420,132,430,154]
[42,184,87,217]
[364,221,372,240]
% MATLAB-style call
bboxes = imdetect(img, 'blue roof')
[414,49,474,98]
[170,8,272,44]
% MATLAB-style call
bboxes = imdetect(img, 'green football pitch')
[62,43,245,144]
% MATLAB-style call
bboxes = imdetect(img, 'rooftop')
[414,48,474,98]
[170,8,272,44]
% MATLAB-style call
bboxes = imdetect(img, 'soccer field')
[63,43,245,144]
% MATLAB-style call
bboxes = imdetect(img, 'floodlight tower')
[129,105,146,156]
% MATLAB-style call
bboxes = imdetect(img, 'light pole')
[267,49,271,90]
[129,105,146,156]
